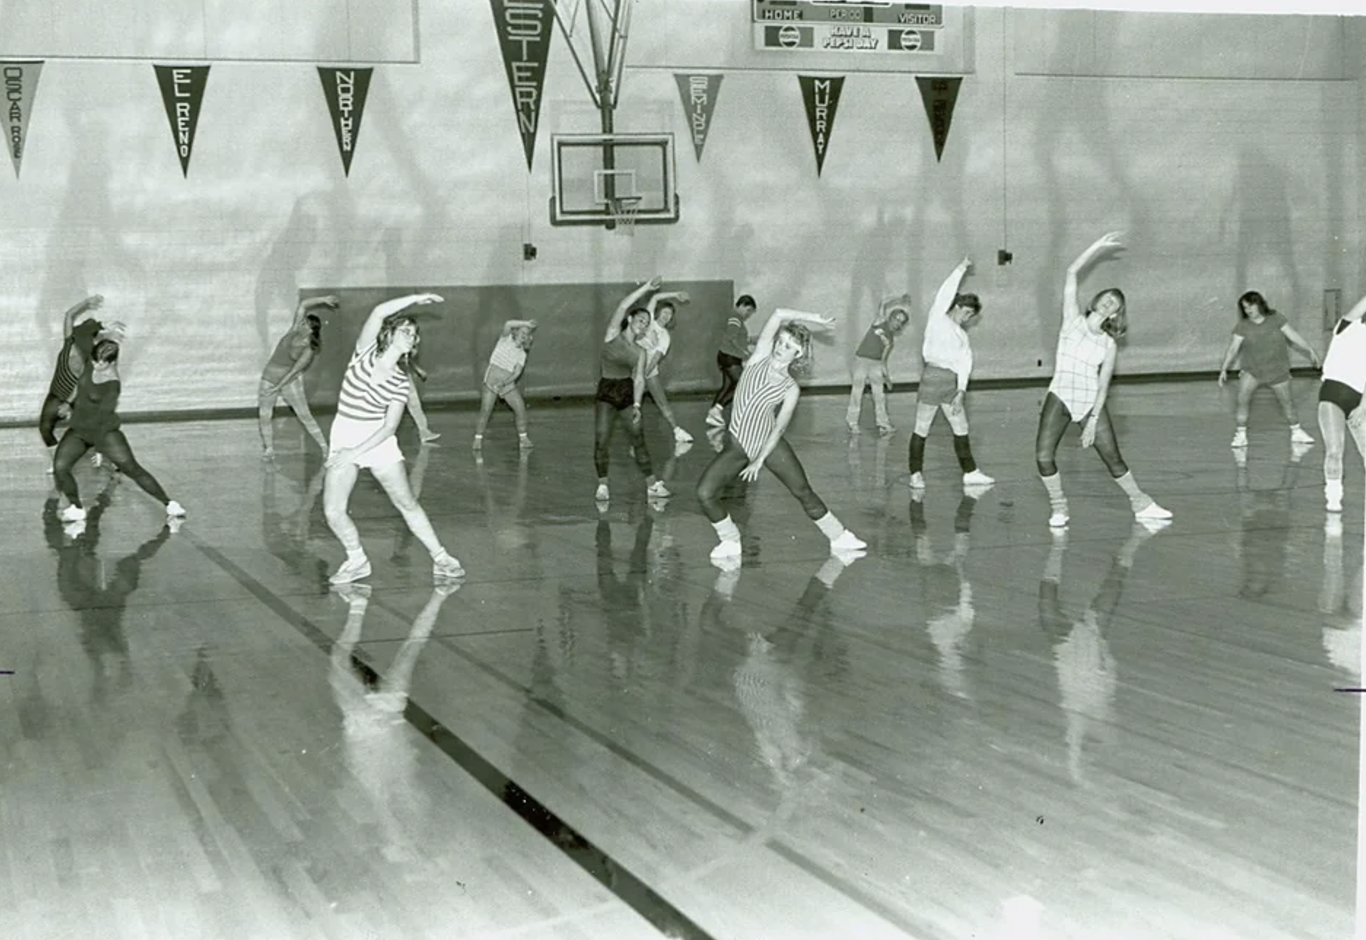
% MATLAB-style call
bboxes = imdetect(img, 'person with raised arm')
[323,293,464,584]
[907,258,993,492]
[640,288,694,445]
[473,318,538,451]
[40,294,105,469]
[1316,289,1366,513]
[257,294,338,457]
[696,306,867,561]
[1034,233,1171,528]
[845,294,910,436]
[592,278,672,504]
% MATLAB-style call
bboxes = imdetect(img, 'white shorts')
[328,415,404,469]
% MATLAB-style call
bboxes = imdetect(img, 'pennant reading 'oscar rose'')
[490,0,553,171]
[2,61,43,179]
[798,75,844,177]
[318,67,373,176]
[673,73,723,162]
[154,64,209,177]
[916,76,962,163]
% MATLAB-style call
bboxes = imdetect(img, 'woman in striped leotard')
[323,293,464,585]
[696,307,867,562]
[39,295,106,469]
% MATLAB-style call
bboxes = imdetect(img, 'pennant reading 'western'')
[318,67,373,176]
[154,64,209,177]
[490,0,553,171]
[2,61,43,178]
[673,73,723,162]
[916,76,962,163]
[798,75,844,176]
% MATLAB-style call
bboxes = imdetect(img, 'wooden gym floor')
[0,377,1359,940]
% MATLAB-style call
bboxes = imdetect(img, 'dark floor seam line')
[180,533,718,940]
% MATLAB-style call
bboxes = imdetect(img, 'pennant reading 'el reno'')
[318,67,373,176]
[916,76,962,163]
[673,73,723,162]
[2,61,43,178]
[798,75,844,176]
[154,65,209,177]
[490,0,553,171]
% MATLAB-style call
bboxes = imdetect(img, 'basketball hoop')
[609,195,641,236]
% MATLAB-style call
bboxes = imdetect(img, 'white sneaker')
[1326,514,1344,538]
[962,469,995,487]
[830,530,866,553]
[518,435,533,450]
[594,484,610,502]
[1327,489,1343,513]
[1290,426,1315,445]
[165,500,187,518]
[1290,441,1312,462]
[673,426,693,444]
[1135,516,1172,534]
[59,504,86,522]
[420,430,442,443]
[433,553,465,580]
[1135,501,1172,521]
[62,519,87,540]
[673,440,693,458]
[710,538,742,560]
[647,480,671,499]
[1230,428,1248,448]
[1048,509,1069,528]
[907,471,925,489]
[706,406,725,428]
[329,555,372,584]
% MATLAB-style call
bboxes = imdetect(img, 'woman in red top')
[258,294,337,457]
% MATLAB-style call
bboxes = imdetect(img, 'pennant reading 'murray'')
[1,61,43,178]
[318,67,373,176]
[154,65,209,177]
[916,76,962,163]
[673,73,723,162]
[798,75,844,177]
[490,0,553,171]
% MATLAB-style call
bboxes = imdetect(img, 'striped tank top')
[337,343,411,421]
[730,356,796,459]
[48,319,103,401]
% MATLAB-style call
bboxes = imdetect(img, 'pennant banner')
[2,61,43,179]
[673,73,723,162]
[798,75,844,177]
[916,76,962,163]
[154,65,210,177]
[318,67,373,176]
[490,0,553,171]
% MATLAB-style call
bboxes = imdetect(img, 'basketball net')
[610,195,641,236]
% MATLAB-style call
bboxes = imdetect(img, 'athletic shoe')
[518,435,533,450]
[673,426,693,444]
[1230,428,1248,448]
[830,530,867,553]
[1048,509,1069,528]
[1290,441,1313,462]
[62,519,87,540]
[647,480,672,499]
[673,440,693,458]
[907,471,925,489]
[165,500,187,518]
[420,430,442,443]
[877,425,895,437]
[433,553,465,580]
[472,435,483,450]
[710,538,742,560]
[59,504,86,522]
[329,555,372,584]
[1327,490,1344,513]
[1134,502,1173,521]
[962,481,994,501]
[962,469,995,487]
[594,484,610,502]
[706,406,725,428]
[1290,426,1315,445]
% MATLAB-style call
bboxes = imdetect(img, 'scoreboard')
[753,1,946,55]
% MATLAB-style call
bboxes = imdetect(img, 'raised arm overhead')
[928,257,972,321]
[293,293,339,330]
[62,295,104,339]
[1064,232,1123,323]
[604,277,662,343]
[356,293,443,352]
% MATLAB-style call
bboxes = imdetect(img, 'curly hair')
[779,322,815,378]
[92,339,120,364]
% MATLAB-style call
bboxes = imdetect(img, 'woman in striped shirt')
[324,293,464,585]
[40,294,106,468]
[696,308,867,562]
[1035,233,1170,528]
[473,318,537,451]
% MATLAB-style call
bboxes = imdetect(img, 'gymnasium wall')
[0,2,1361,421]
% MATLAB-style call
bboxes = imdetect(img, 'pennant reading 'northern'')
[2,61,43,178]
[673,73,723,162]
[318,67,373,176]
[916,76,962,163]
[798,75,844,176]
[490,0,553,171]
[154,65,209,177]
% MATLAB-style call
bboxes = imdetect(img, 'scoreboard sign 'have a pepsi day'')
[752,1,944,54]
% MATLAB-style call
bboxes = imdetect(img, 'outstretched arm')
[356,292,443,352]
[646,290,690,317]
[750,308,835,364]
[1217,335,1245,385]
[928,258,971,321]
[1278,323,1321,367]
[500,318,537,337]
[605,277,662,343]
[292,294,339,330]
[1064,232,1123,323]
[62,295,104,338]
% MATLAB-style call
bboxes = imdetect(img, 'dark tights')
[53,429,169,509]
[593,402,653,479]
[1034,392,1128,478]
[712,354,745,408]
[696,433,827,523]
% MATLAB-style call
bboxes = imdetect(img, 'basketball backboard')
[549,132,679,228]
